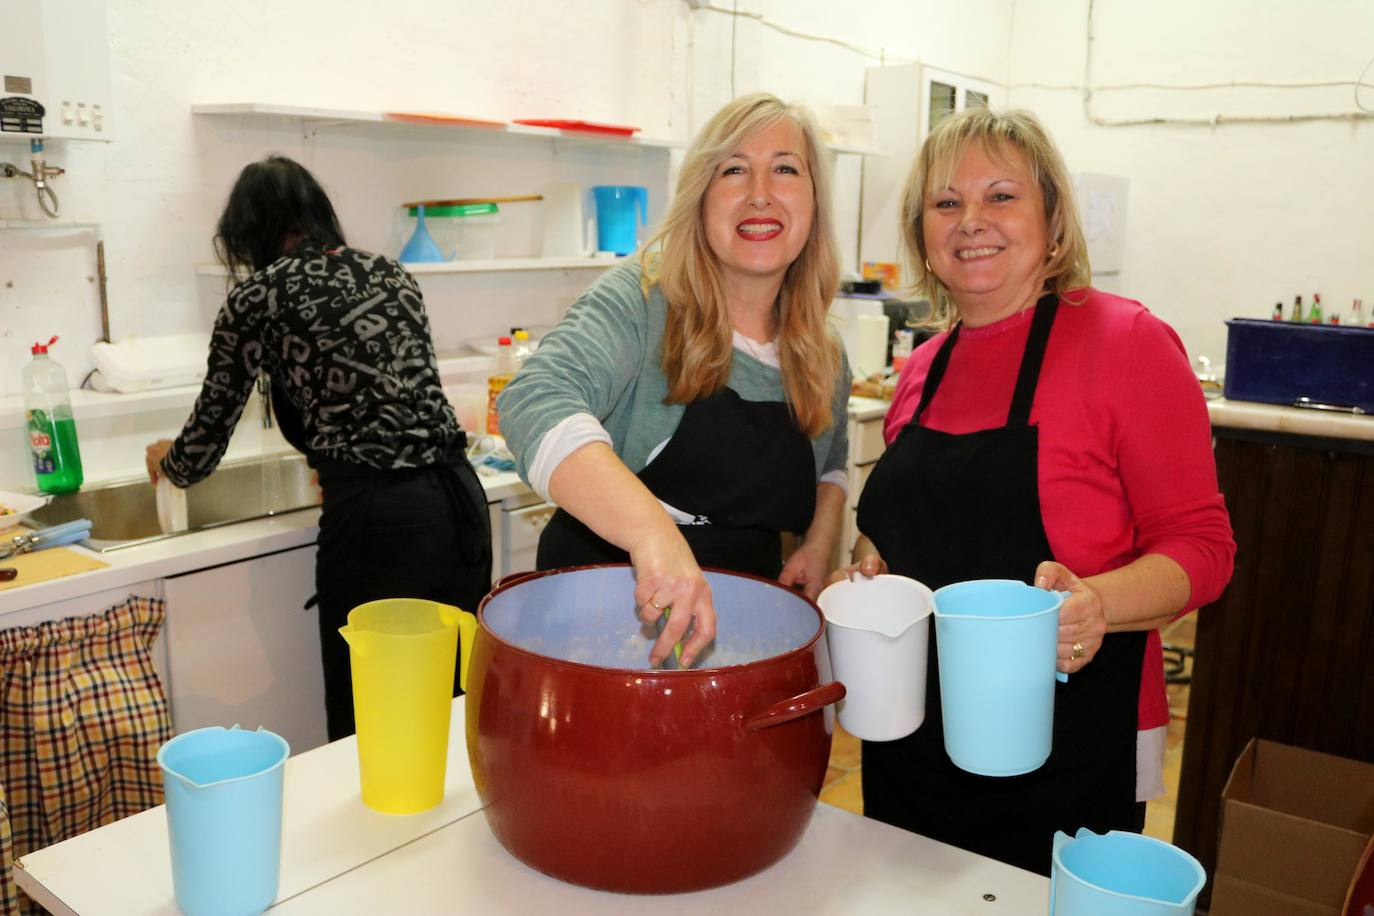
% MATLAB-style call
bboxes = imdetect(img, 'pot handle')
[493,570,541,590]
[742,682,846,733]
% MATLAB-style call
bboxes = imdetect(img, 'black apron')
[313,433,491,742]
[854,295,1145,876]
[537,387,816,579]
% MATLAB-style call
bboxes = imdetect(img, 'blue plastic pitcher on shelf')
[1050,829,1205,915]
[399,203,446,263]
[931,579,1070,777]
[592,185,648,255]
[158,726,290,916]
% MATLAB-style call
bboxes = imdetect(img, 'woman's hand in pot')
[630,527,716,669]
[145,439,173,485]
[1035,560,1107,674]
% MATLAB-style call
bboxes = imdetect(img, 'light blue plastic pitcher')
[592,185,648,255]
[931,579,1069,776]
[1051,829,1205,915]
[158,726,290,916]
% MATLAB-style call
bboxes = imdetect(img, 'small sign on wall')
[0,96,44,134]
[1073,172,1129,275]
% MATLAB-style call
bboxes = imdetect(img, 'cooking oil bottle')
[486,336,516,435]
[23,335,84,493]
[511,329,533,367]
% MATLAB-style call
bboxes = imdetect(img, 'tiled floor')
[820,614,1196,846]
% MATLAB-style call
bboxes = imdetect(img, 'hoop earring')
[924,258,932,273]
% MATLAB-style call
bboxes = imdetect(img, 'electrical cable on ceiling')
[730,0,737,98]
[696,1,908,64]
[1357,51,1374,112]
[688,0,1373,127]
[1079,0,1374,127]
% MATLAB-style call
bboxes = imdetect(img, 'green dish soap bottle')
[23,335,84,494]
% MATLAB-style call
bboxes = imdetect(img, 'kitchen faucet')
[256,372,274,429]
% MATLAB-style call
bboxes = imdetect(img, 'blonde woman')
[834,108,1234,873]
[498,93,851,668]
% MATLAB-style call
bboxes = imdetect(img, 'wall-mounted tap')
[256,372,274,430]
[1,139,64,218]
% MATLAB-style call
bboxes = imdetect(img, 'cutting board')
[0,544,109,592]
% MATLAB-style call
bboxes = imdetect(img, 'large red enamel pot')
[462,564,845,894]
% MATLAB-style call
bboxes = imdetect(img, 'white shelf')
[192,103,685,150]
[0,219,102,231]
[195,256,625,278]
[826,142,887,157]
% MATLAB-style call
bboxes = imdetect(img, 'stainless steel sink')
[29,454,320,552]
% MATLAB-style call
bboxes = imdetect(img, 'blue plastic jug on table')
[158,725,290,916]
[1051,828,1205,915]
[591,185,648,255]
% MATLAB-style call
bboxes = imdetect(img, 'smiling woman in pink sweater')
[832,107,1235,875]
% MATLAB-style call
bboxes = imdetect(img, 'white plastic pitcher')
[1051,828,1205,915]
[817,574,932,742]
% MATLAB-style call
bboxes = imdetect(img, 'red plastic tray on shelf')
[512,118,639,136]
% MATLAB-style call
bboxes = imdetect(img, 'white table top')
[17,699,1049,915]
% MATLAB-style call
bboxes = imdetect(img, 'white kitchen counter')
[1207,396,1374,441]
[0,469,530,619]
[848,395,890,422]
[16,698,1050,915]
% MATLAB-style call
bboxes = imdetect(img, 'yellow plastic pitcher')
[339,598,477,814]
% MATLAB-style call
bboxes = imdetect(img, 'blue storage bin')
[1223,319,1374,414]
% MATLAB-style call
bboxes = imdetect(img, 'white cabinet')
[490,492,554,583]
[860,63,1006,272]
[162,544,327,754]
[838,410,888,565]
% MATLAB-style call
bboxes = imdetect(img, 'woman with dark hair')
[145,156,491,741]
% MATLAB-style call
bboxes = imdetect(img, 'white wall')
[7,0,1368,355]
[1,0,1018,388]
[1006,0,1374,362]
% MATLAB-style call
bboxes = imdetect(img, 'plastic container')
[591,185,647,255]
[1223,319,1374,414]
[1051,828,1205,915]
[511,329,533,366]
[158,726,290,916]
[931,579,1070,777]
[487,336,516,435]
[406,202,500,261]
[338,598,469,814]
[22,336,83,494]
[399,204,445,263]
[817,574,932,742]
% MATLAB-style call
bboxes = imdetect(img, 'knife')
[0,519,93,561]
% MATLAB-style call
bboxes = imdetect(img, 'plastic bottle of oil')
[486,336,516,435]
[23,335,84,493]
[511,329,533,367]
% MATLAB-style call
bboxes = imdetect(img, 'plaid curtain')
[0,597,172,914]
[0,784,14,916]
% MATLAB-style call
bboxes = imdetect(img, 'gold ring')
[650,600,665,611]
[1071,641,1085,660]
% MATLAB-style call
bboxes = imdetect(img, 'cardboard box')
[1210,738,1374,916]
